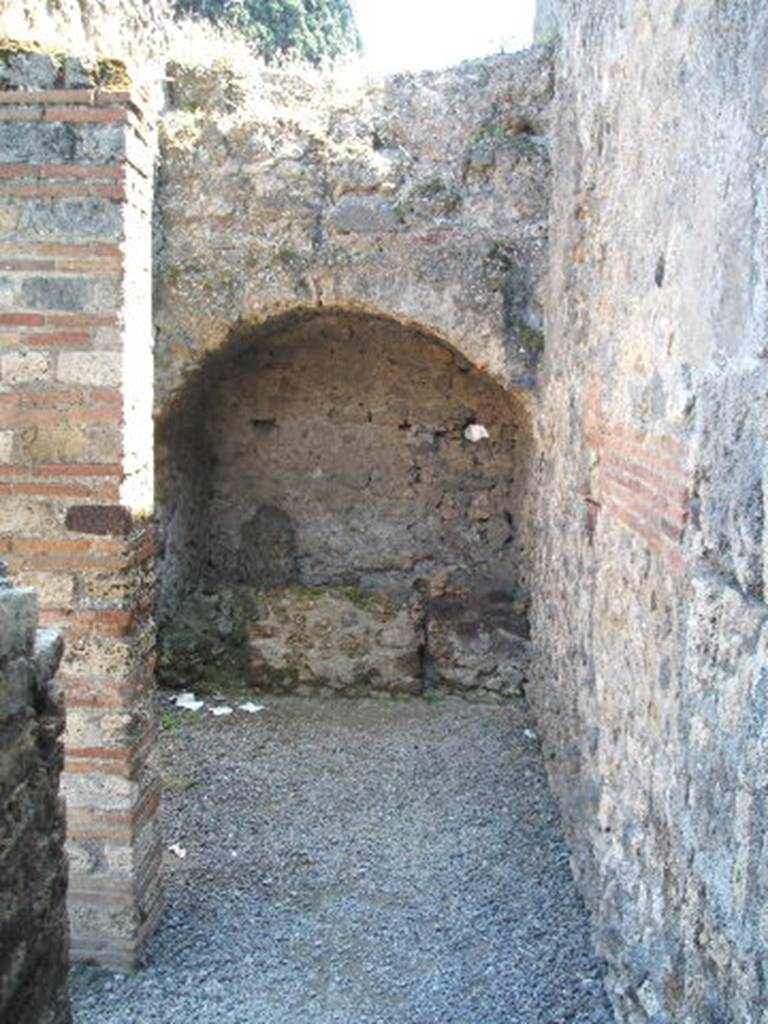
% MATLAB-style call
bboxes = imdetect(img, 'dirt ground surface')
[71,694,614,1024]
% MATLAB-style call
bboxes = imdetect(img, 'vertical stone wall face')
[155,48,553,407]
[0,54,161,968]
[201,316,531,597]
[154,50,552,705]
[157,311,533,700]
[532,2,768,1021]
[0,572,69,1024]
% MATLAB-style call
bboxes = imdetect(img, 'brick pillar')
[0,63,161,968]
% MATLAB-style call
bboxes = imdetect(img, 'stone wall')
[153,47,552,705]
[171,312,532,595]
[0,51,161,967]
[157,310,533,700]
[531,2,768,1021]
[0,569,68,1024]
[4,1,765,1005]
[155,46,553,408]
[0,0,169,85]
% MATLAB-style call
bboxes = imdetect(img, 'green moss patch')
[94,57,132,90]
[396,176,461,222]
[157,585,253,693]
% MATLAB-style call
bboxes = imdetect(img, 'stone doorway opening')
[155,309,533,702]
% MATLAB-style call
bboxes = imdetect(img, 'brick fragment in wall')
[66,504,133,536]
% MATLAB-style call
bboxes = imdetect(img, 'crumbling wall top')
[155,44,554,411]
[0,0,170,88]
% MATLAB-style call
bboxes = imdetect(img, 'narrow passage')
[71,696,614,1024]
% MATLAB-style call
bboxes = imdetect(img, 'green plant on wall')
[396,176,462,222]
[173,0,361,65]
[469,107,545,158]
[156,586,253,693]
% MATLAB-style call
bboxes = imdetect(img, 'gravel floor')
[71,694,614,1024]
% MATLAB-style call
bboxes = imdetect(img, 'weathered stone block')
[19,277,90,313]
[329,194,399,233]
[427,593,530,698]
[1,350,49,386]
[19,197,124,241]
[247,586,424,695]
[61,631,136,676]
[62,769,139,812]
[20,424,88,462]
[0,587,38,661]
[0,123,79,164]
[65,705,134,750]
[0,50,59,89]
[57,351,122,387]
[0,429,13,461]
[1,494,69,535]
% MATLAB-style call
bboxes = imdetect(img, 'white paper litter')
[173,692,204,711]
[524,729,537,740]
[168,843,187,859]
[464,424,489,442]
[239,702,266,714]
[210,705,233,717]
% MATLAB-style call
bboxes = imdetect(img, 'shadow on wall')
[155,308,534,700]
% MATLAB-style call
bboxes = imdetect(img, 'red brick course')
[0,182,127,200]
[0,164,123,180]
[585,389,691,573]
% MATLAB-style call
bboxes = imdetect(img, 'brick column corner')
[0,49,161,968]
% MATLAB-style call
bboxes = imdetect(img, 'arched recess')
[155,308,534,699]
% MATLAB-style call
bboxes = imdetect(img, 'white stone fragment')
[463,424,489,442]
[239,702,266,713]
[168,843,187,859]
[210,705,233,716]
[173,692,204,711]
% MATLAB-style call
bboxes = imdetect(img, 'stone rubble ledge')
[0,565,69,1024]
